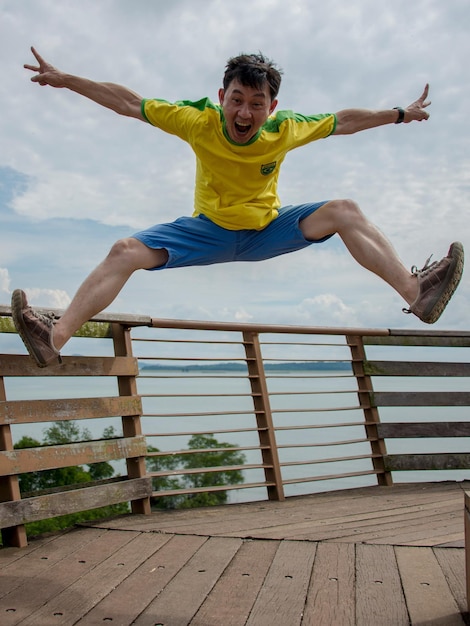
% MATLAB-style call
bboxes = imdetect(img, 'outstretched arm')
[24,47,144,120]
[333,84,431,135]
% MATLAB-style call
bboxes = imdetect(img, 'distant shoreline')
[139,361,351,372]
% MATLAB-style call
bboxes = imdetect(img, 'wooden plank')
[363,334,470,347]
[0,528,134,623]
[0,532,58,569]
[0,396,142,425]
[364,360,470,377]
[0,477,152,528]
[104,483,465,540]
[133,536,243,626]
[18,531,164,626]
[465,492,470,614]
[0,307,151,326]
[246,540,317,626]
[378,422,470,439]
[0,435,147,475]
[111,322,150,516]
[434,547,467,617]
[76,534,206,625]
[0,373,27,547]
[243,330,284,501]
[302,542,355,625]
[191,539,279,626]
[371,391,470,407]
[290,502,461,545]
[0,527,107,598]
[0,355,139,377]
[347,333,392,486]
[356,544,409,625]
[384,453,470,472]
[395,545,465,625]
[0,314,114,338]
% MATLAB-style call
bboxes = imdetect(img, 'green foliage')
[146,433,246,510]
[13,421,126,538]
[23,503,130,538]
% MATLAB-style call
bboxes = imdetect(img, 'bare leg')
[53,238,168,350]
[300,199,418,304]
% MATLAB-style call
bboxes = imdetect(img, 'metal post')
[0,374,27,547]
[347,334,393,486]
[243,331,285,501]
[112,323,151,514]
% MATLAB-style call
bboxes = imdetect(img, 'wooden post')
[111,323,151,515]
[243,331,284,501]
[347,334,393,487]
[0,374,27,547]
[465,492,470,613]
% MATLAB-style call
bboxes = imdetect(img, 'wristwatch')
[393,107,405,124]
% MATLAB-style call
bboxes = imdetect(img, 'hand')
[24,46,65,87]
[404,84,431,122]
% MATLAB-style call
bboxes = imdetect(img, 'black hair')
[223,53,283,101]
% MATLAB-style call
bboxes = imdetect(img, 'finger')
[420,83,430,105]
[30,46,43,63]
[24,63,40,72]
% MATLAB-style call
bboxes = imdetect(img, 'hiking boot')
[11,289,62,367]
[403,241,464,324]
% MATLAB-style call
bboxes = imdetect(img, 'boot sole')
[420,241,464,324]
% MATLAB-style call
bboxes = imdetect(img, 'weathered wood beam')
[465,492,470,613]
[0,355,139,377]
[364,360,470,377]
[378,422,470,439]
[0,396,142,425]
[371,391,470,407]
[0,477,152,528]
[384,453,470,472]
[0,436,147,476]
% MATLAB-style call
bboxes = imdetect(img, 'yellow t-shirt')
[142,97,336,231]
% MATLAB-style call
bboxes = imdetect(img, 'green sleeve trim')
[264,110,336,134]
[141,99,150,123]
[142,97,219,116]
[173,97,220,112]
[330,113,337,135]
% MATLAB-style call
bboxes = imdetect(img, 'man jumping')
[12,47,464,367]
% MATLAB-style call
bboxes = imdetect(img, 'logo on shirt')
[260,161,277,176]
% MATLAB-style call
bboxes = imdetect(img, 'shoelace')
[403,253,435,314]
[29,308,63,363]
[410,253,437,277]
[31,308,56,327]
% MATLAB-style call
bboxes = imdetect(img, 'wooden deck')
[1,482,469,625]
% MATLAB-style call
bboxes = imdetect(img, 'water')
[4,369,470,503]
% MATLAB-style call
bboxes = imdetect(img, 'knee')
[106,238,143,270]
[328,199,364,227]
[107,237,168,271]
[108,238,136,259]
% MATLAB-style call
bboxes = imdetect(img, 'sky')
[1,0,469,341]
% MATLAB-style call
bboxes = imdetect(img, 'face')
[219,79,277,144]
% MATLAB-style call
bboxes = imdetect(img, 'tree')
[13,421,127,537]
[15,421,117,493]
[147,433,246,510]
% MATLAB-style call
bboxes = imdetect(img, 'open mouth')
[235,121,252,136]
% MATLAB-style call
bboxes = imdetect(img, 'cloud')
[0,0,468,332]
[23,287,71,309]
[0,268,11,294]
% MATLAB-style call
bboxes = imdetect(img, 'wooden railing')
[0,310,153,548]
[1,305,469,547]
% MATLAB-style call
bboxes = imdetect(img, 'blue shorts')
[132,202,333,271]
